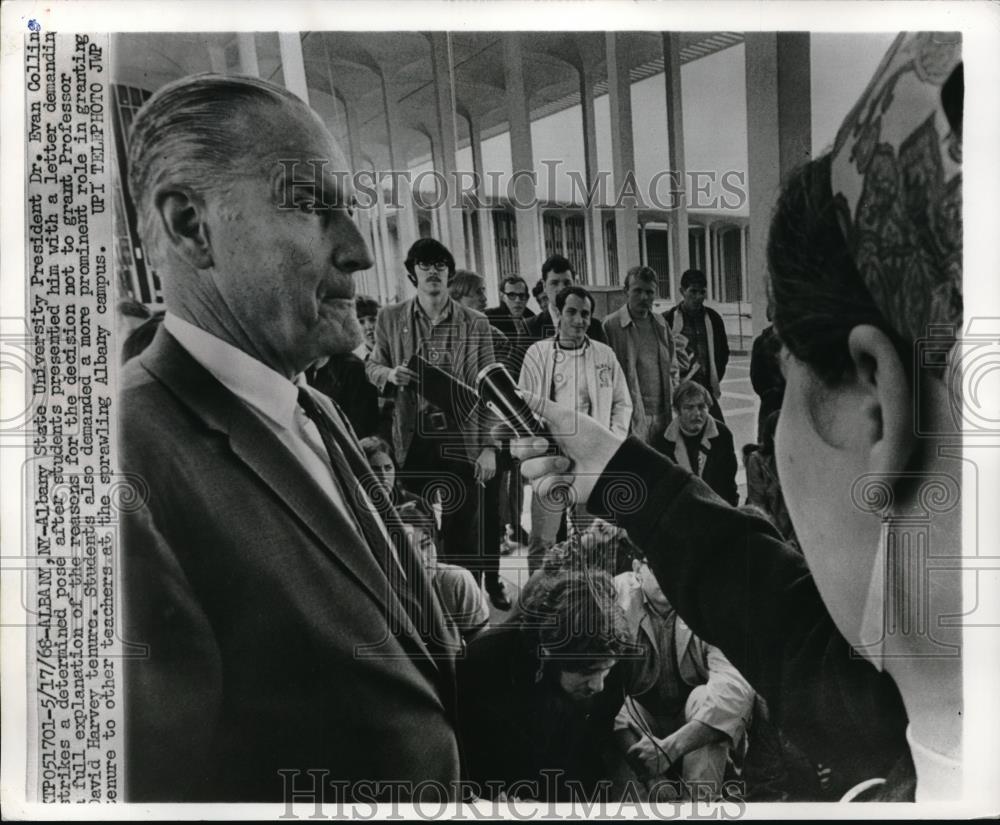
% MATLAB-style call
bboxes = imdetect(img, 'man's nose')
[585,672,606,693]
[333,217,375,273]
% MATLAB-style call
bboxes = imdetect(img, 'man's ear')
[846,325,915,476]
[155,188,214,270]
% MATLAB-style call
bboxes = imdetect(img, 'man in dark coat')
[663,269,729,423]
[525,255,607,344]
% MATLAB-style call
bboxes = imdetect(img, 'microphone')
[476,363,547,440]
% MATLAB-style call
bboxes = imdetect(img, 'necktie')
[296,387,429,641]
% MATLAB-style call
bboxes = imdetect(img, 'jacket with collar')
[663,303,730,399]
[121,328,461,800]
[602,304,680,436]
[517,336,633,437]
[366,297,496,465]
[654,416,739,506]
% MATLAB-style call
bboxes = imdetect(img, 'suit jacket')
[366,298,496,466]
[121,328,461,801]
[525,309,607,346]
[308,351,379,439]
[601,305,679,436]
[484,306,534,377]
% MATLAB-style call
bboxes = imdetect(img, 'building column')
[204,34,227,73]
[465,111,499,300]
[503,34,542,282]
[702,224,711,295]
[237,33,260,76]
[428,32,465,262]
[745,33,812,334]
[662,32,689,302]
[278,33,309,103]
[607,32,641,284]
[640,222,648,268]
[740,224,749,303]
[380,70,419,298]
[664,225,673,298]
[578,60,607,285]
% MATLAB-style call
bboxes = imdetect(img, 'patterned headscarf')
[830,32,963,347]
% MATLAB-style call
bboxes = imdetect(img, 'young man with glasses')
[366,238,497,571]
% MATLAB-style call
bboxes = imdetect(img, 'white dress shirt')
[163,313,361,532]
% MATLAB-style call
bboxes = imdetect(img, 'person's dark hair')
[624,266,657,291]
[122,313,165,363]
[501,275,529,295]
[404,238,456,286]
[680,269,707,290]
[768,153,907,385]
[355,295,380,320]
[555,285,593,314]
[541,254,574,280]
[671,379,712,411]
[518,566,631,670]
[532,280,545,299]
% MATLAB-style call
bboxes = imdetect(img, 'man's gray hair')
[127,73,313,267]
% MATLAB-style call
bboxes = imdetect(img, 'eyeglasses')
[416,262,450,273]
[503,292,528,300]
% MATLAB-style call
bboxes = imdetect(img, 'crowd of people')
[119,31,964,806]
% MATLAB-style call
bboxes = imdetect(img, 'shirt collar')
[164,313,302,429]
[412,296,454,324]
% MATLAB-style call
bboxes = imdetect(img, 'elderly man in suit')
[121,74,461,802]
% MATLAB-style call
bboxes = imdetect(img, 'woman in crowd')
[514,33,963,801]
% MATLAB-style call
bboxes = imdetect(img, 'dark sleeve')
[123,505,223,800]
[589,318,607,345]
[750,334,769,396]
[717,425,739,507]
[713,309,730,379]
[587,437,908,776]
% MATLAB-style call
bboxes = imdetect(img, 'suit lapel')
[139,330,404,626]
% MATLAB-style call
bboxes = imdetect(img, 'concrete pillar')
[607,32,641,284]
[380,70,419,297]
[237,33,259,76]
[503,34,543,282]
[428,32,465,262]
[640,222,648,268]
[205,35,227,73]
[740,224,749,302]
[702,224,711,294]
[664,225,673,299]
[745,33,812,334]
[578,61,608,286]
[464,111,499,300]
[662,33,689,302]
[278,33,309,103]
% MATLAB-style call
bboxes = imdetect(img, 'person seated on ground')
[358,435,434,523]
[512,33,963,801]
[653,380,738,506]
[398,509,490,645]
[612,555,754,801]
[744,410,798,549]
[457,543,642,803]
